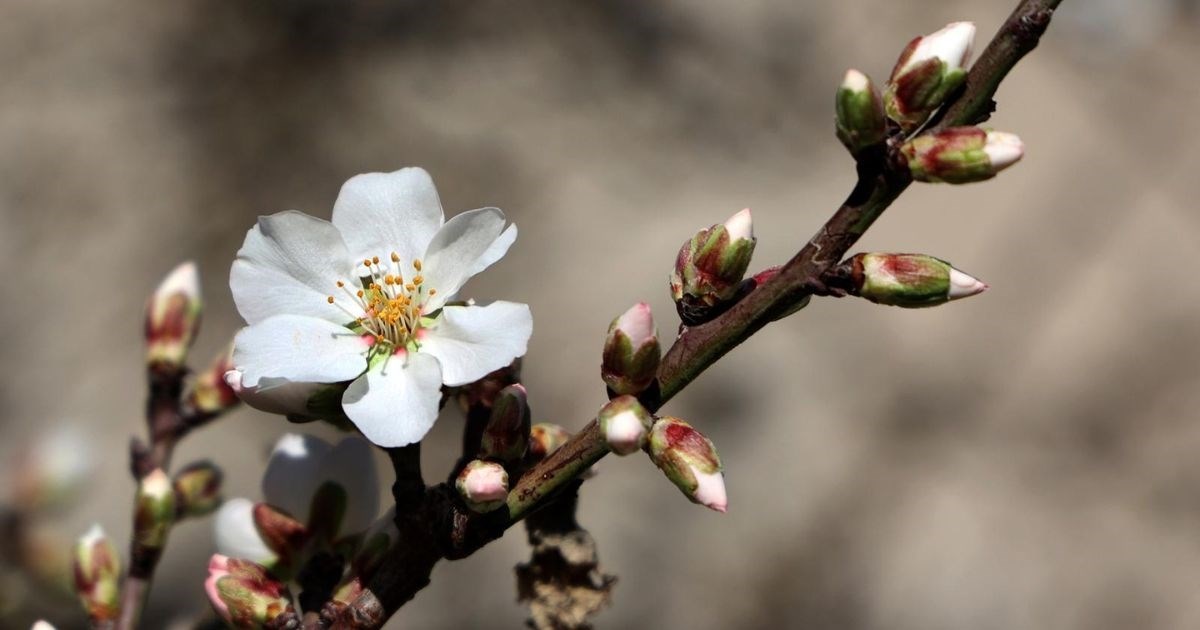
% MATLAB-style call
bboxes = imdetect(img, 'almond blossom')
[227,167,532,446]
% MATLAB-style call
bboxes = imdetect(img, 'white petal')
[420,302,532,387]
[261,434,332,518]
[468,223,517,276]
[230,211,356,325]
[342,352,443,447]
[232,315,369,388]
[214,498,276,564]
[224,370,323,417]
[317,437,380,534]
[421,208,509,311]
[331,168,445,265]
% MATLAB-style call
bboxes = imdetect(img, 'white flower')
[214,434,380,564]
[229,167,532,446]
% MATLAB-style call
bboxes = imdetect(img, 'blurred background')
[3,0,1200,628]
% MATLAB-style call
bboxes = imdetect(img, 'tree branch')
[337,1,1065,625]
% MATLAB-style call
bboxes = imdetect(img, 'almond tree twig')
[330,1,1064,626]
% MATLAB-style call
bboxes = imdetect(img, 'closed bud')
[455,459,509,513]
[845,253,987,307]
[901,127,1024,183]
[134,468,176,549]
[479,384,531,464]
[884,21,976,131]
[205,555,296,628]
[670,210,757,323]
[252,503,308,557]
[187,345,239,416]
[648,418,727,513]
[173,461,223,518]
[145,261,202,370]
[599,396,653,456]
[600,302,661,395]
[71,525,121,623]
[31,622,56,630]
[835,69,887,155]
[528,423,571,460]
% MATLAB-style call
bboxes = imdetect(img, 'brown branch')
[117,364,230,629]
[336,1,1065,625]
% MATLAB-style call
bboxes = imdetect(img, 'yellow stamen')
[413,259,423,271]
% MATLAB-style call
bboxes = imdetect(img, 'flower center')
[326,253,438,351]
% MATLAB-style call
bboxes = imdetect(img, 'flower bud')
[901,127,1024,184]
[455,459,509,513]
[835,69,887,156]
[647,418,727,513]
[845,253,987,307]
[71,524,121,623]
[31,621,56,630]
[252,503,308,558]
[599,395,653,456]
[187,345,239,416]
[528,423,571,460]
[144,261,202,370]
[670,210,757,323]
[479,384,531,464]
[205,555,296,628]
[600,302,661,395]
[173,461,223,518]
[884,21,976,131]
[134,468,176,549]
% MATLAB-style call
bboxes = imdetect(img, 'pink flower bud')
[479,384,531,464]
[901,127,1024,184]
[846,253,987,307]
[885,22,977,131]
[648,418,727,513]
[601,303,661,395]
[205,554,295,627]
[187,345,239,416]
[598,396,652,456]
[456,459,509,513]
[144,261,202,369]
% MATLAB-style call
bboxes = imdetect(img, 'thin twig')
[335,1,1064,625]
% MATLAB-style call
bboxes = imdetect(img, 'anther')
[327,296,335,304]
[413,259,423,271]
[391,252,400,263]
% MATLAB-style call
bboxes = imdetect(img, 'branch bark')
[336,1,1064,625]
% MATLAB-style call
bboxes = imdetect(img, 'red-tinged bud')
[205,554,296,628]
[145,261,202,370]
[901,127,1024,184]
[528,423,571,460]
[600,302,661,395]
[599,396,652,456]
[479,384,531,464]
[456,459,509,513]
[647,418,727,513]
[134,468,176,549]
[187,344,239,416]
[836,69,887,156]
[252,503,308,557]
[173,461,223,518]
[884,21,976,131]
[670,210,757,324]
[71,524,121,623]
[843,253,987,307]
